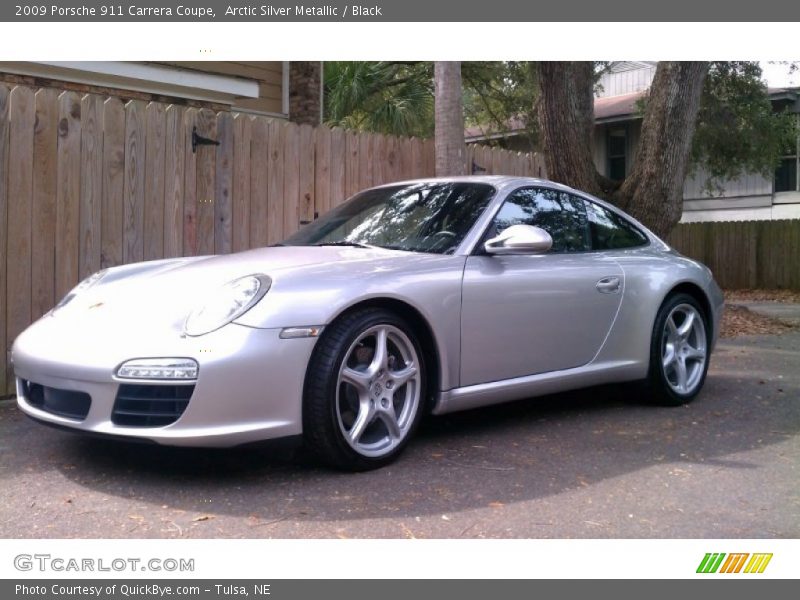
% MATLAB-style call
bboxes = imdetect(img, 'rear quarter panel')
[595,247,721,377]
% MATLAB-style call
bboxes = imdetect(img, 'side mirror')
[484,224,553,255]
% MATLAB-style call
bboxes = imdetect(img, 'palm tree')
[323,61,433,137]
[434,61,467,176]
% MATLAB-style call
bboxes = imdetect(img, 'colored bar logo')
[697,553,773,574]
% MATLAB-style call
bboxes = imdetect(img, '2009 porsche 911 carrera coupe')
[12,176,723,470]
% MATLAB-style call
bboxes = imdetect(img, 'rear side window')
[584,200,648,250]
[492,187,590,253]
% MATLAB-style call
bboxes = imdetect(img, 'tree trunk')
[616,62,708,236]
[537,61,709,238]
[434,61,467,176]
[537,62,607,197]
[288,61,322,125]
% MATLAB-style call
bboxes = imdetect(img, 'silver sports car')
[12,176,723,470]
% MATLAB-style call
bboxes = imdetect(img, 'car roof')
[371,174,551,187]
[369,175,586,197]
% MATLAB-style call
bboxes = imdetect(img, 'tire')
[303,307,426,471]
[645,293,710,406]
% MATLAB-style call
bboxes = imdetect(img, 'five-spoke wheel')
[303,308,426,471]
[336,324,422,458]
[647,293,710,405]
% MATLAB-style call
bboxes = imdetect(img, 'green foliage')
[461,61,539,148]
[690,62,797,194]
[324,61,798,194]
[323,61,434,137]
[323,61,543,144]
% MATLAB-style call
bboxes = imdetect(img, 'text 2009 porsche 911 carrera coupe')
[12,176,723,470]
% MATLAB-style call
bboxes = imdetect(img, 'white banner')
[0,539,797,579]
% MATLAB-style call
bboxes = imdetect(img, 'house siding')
[0,62,288,116]
[597,63,656,99]
[155,61,285,115]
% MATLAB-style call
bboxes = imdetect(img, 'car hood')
[47,246,449,333]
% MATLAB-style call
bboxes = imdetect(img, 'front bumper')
[11,317,319,447]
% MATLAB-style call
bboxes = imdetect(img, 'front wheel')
[646,293,710,406]
[303,308,426,471]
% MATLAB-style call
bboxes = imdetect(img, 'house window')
[775,157,798,192]
[774,115,800,193]
[607,127,627,181]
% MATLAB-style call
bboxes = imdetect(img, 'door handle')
[596,276,621,294]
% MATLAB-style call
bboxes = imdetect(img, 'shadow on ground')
[1,330,797,535]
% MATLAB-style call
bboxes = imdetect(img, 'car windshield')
[282,182,496,254]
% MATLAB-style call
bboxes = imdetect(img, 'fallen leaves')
[721,304,796,338]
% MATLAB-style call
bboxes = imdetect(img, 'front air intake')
[111,384,194,427]
[20,379,92,421]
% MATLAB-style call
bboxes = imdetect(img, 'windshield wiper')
[313,241,373,249]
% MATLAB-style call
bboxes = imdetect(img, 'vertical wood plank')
[387,135,400,182]
[6,86,35,393]
[492,149,504,175]
[373,133,383,185]
[483,146,493,174]
[183,108,198,256]
[143,102,166,261]
[122,99,145,265]
[31,88,58,321]
[411,137,425,179]
[215,111,233,254]
[0,85,11,392]
[399,136,413,181]
[55,91,81,299]
[345,130,360,198]
[329,127,346,208]
[195,108,217,256]
[231,113,251,252]
[266,119,284,245]
[250,117,269,248]
[101,97,125,268]
[79,94,103,280]
[283,122,300,237]
[360,132,374,189]
[163,105,185,258]
[298,123,315,225]
[6,87,34,363]
[753,221,762,288]
[792,221,800,290]
[314,125,331,217]
[423,138,435,176]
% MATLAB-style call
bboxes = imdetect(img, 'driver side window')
[492,187,590,253]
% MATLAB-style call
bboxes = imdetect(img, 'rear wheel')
[303,308,426,471]
[646,293,710,406]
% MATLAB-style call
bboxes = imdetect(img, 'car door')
[460,187,624,387]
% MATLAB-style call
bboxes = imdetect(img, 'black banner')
[3,0,800,22]
[3,579,796,600]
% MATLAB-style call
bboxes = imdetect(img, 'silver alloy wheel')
[336,324,422,458]
[661,303,707,395]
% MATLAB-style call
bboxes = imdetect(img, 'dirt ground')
[721,290,799,338]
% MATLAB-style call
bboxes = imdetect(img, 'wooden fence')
[0,82,545,393]
[667,220,800,290]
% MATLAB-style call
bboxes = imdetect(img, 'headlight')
[51,269,107,314]
[184,274,271,336]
